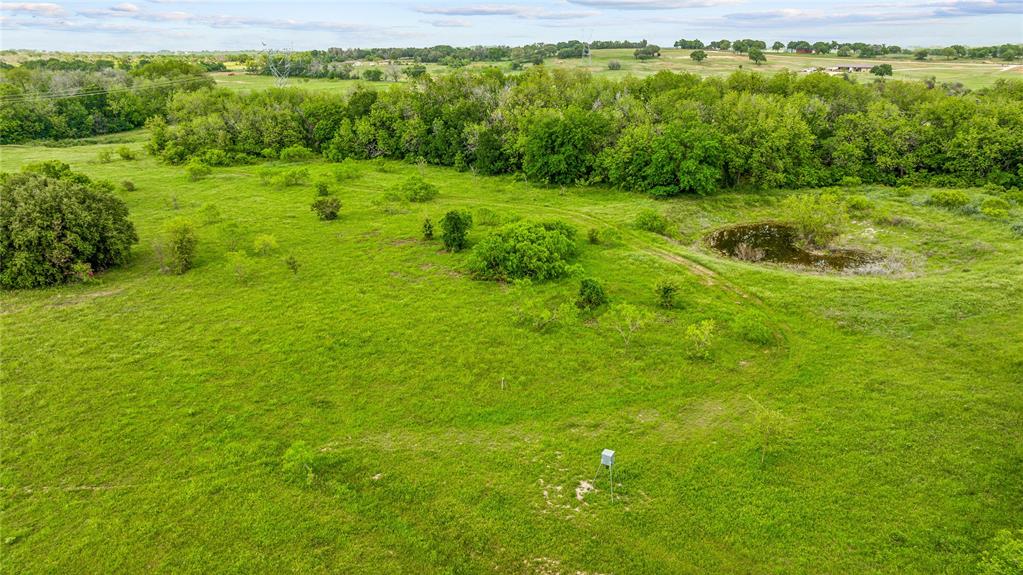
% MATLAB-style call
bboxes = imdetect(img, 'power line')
[0,76,208,104]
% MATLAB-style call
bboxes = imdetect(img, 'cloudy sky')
[1,0,1021,52]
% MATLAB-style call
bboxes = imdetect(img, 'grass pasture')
[1,135,1022,573]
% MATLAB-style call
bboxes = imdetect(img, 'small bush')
[474,207,503,226]
[200,203,221,225]
[185,159,212,181]
[587,228,601,245]
[781,193,849,246]
[599,228,623,245]
[398,175,439,203]
[277,167,309,187]
[604,303,654,348]
[225,250,255,284]
[845,194,872,212]
[468,220,578,281]
[441,209,473,251]
[980,196,1011,218]
[252,234,278,256]
[1011,221,1023,237]
[655,278,679,309]
[928,189,970,209]
[279,145,314,162]
[608,60,622,70]
[311,197,341,220]
[315,181,331,197]
[683,319,716,359]
[635,209,669,235]
[1003,190,1023,205]
[116,146,137,161]
[576,278,608,310]
[422,218,434,240]
[97,149,113,163]
[201,149,231,166]
[334,159,361,181]
[158,218,198,274]
[732,311,773,345]
[285,255,300,274]
[282,441,317,485]
[839,175,862,187]
[121,180,136,191]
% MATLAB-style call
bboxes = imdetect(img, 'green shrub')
[683,319,717,359]
[474,207,503,226]
[845,194,872,212]
[1004,190,1023,205]
[252,234,278,256]
[315,181,331,197]
[122,180,136,191]
[587,228,601,244]
[441,209,473,251]
[285,255,300,274]
[116,146,137,161]
[157,218,198,274]
[225,250,255,284]
[604,303,654,348]
[277,167,309,187]
[928,189,970,209]
[635,209,669,235]
[980,196,1011,218]
[608,60,622,70]
[281,441,317,485]
[1011,221,1023,237]
[398,175,439,202]
[655,278,680,309]
[200,203,221,225]
[185,159,212,181]
[576,278,608,310]
[781,193,849,246]
[311,197,341,220]
[467,220,578,281]
[732,311,773,345]
[977,529,1023,575]
[97,149,112,163]
[334,159,361,181]
[279,145,314,162]
[0,166,138,289]
[422,218,434,240]
[201,149,231,166]
[839,175,862,187]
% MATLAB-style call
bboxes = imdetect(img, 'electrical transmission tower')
[261,42,292,87]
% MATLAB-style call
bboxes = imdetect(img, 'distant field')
[548,48,1022,89]
[211,72,392,94]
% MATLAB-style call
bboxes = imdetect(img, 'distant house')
[826,63,874,73]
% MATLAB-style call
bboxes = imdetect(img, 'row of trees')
[0,59,214,143]
[674,39,1022,60]
[147,67,1023,191]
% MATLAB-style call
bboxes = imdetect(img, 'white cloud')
[0,2,65,17]
[567,0,740,9]
[416,3,598,20]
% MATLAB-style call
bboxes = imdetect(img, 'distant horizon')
[2,1,1021,52]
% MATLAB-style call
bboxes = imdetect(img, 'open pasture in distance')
[549,48,1022,89]
[1,134,1021,573]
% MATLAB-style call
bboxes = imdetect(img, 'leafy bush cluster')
[155,218,197,274]
[928,189,971,209]
[397,175,439,202]
[441,210,473,251]
[781,193,850,246]
[635,209,670,235]
[147,68,1023,192]
[0,162,138,288]
[467,220,578,281]
[311,197,341,220]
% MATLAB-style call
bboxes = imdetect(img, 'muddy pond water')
[706,222,875,271]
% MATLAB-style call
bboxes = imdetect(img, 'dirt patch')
[575,480,595,502]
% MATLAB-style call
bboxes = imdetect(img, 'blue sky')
[1,0,1021,51]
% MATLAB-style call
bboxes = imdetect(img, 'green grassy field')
[2,134,1022,573]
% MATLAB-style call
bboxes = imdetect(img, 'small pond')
[706,222,876,271]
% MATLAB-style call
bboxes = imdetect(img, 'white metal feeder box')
[601,449,615,467]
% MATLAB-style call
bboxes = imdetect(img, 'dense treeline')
[148,68,1023,192]
[675,38,1022,60]
[250,41,652,78]
[0,59,214,143]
